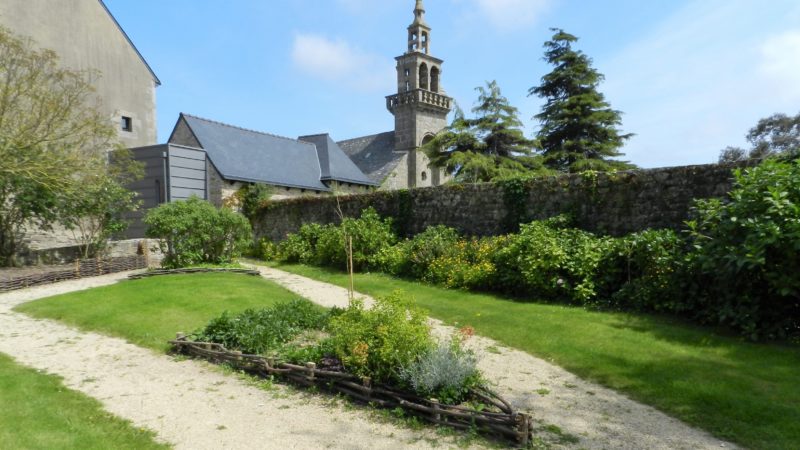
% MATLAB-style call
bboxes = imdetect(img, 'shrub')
[493,216,612,303]
[192,299,328,355]
[144,197,252,268]
[400,335,481,404]
[370,225,461,278]
[597,229,687,312]
[687,159,800,339]
[327,292,433,383]
[370,240,412,276]
[276,223,330,264]
[405,225,461,279]
[311,207,396,271]
[426,237,503,289]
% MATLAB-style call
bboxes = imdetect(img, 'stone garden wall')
[253,162,751,242]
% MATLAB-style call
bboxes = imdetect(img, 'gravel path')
[0,273,480,449]
[0,268,739,449]
[255,266,738,450]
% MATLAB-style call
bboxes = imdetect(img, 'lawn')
[269,263,800,450]
[0,352,168,450]
[15,272,302,352]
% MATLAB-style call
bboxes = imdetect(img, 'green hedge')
[266,159,800,341]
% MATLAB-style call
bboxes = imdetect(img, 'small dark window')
[121,116,133,132]
[421,171,428,181]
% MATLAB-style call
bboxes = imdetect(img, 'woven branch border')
[170,335,532,445]
[0,256,148,293]
[128,268,261,280]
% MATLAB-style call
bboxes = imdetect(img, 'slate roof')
[298,134,379,186]
[337,132,406,184]
[179,114,330,191]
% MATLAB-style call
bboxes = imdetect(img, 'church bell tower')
[387,0,452,187]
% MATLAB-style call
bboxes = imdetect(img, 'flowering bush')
[426,237,503,289]
[326,292,433,382]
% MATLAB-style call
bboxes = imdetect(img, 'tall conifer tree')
[530,29,634,173]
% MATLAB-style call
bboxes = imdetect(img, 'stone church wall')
[253,162,750,242]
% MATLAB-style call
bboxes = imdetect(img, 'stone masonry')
[253,162,751,242]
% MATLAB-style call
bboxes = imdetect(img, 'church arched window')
[419,63,429,91]
[430,66,440,93]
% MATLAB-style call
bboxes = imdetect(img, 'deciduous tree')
[0,26,139,264]
[718,112,800,163]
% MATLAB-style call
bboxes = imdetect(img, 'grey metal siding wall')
[125,145,168,238]
[168,145,207,201]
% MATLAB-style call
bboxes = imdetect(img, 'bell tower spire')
[387,0,453,188]
[407,0,430,54]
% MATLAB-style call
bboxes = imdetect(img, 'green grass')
[270,263,800,450]
[15,273,302,352]
[0,352,169,450]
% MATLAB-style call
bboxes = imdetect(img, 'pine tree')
[425,81,546,182]
[530,29,634,173]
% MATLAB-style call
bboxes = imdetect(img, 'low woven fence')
[129,268,261,280]
[0,256,148,293]
[171,335,533,445]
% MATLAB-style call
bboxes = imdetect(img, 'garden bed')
[170,335,532,445]
[0,256,148,293]
[128,268,260,280]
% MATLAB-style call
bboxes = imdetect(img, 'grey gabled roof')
[179,114,330,192]
[299,134,379,186]
[97,0,160,86]
[337,131,405,184]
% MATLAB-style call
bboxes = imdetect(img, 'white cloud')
[598,0,800,168]
[473,0,550,31]
[759,31,800,98]
[291,33,394,92]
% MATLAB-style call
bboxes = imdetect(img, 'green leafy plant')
[144,197,252,268]
[327,292,433,382]
[277,208,396,271]
[192,299,328,355]
[687,159,800,339]
[493,216,612,303]
[318,207,396,271]
[275,223,330,265]
[597,229,687,312]
[426,237,503,290]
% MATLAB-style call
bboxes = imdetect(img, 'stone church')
[339,0,453,190]
[135,0,453,211]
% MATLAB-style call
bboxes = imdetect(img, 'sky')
[103,0,800,168]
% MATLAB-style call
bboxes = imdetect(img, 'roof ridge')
[181,113,316,147]
[338,130,394,144]
[298,133,330,139]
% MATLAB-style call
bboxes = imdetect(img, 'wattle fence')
[171,335,533,445]
[0,256,148,293]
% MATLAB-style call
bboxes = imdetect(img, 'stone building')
[0,0,160,148]
[123,0,452,235]
[125,114,378,238]
[339,0,453,190]
[0,0,159,256]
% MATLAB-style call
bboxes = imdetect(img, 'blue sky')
[104,0,800,168]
